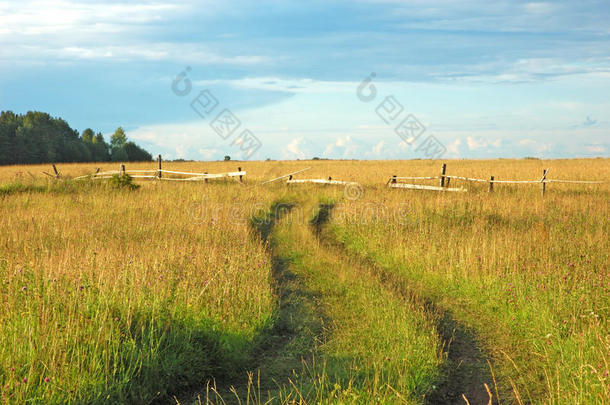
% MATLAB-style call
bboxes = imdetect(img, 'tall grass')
[0,182,276,403]
[0,158,607,403]
[327,175,609,403]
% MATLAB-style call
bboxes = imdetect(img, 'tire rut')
[311,202,498,405]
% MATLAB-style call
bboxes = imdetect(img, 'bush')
[108,174,139,190]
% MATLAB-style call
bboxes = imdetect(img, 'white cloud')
[323,135,359,158]
[466,137,485,150]
[371,141,384,155]
[447,138,461,156]
[198,148,219,159]
[466,136,502,150]
[283,137,307,159]
[194,77,357,94]
[0,1,270,65]
[523,2,553,14]
[585,145,605,153]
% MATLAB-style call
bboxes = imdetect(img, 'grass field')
[0,159,608,404]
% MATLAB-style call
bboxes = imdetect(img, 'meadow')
[0,158,608,404]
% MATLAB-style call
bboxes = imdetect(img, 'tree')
[224,155,231,161]
[0,111,152,165]
[124,142,152,162]
[110,127,127,150]
[111,147,129,162]
[91,133,111,162]
[81,128,95,143]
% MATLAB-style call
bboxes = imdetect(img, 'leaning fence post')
[541,169,548,196]
[238,167,243,183]
[52,164,60,179]
[489,176,494,193]
[440,163,447,187]
[157,155,162,179]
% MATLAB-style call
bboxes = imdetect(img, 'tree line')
[0,111,152,165]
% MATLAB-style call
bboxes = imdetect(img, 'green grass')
[327,192,609,404]
[235,195,444,404]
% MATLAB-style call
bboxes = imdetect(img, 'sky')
[0,0,609,160]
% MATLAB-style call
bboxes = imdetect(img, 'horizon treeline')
[0,111,152,165]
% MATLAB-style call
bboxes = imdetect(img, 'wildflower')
[44,377,50,383]
[21,286,27,292]
[22,378,27,383]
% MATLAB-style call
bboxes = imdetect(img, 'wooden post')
[157,155,162,178]
[541,169,548,196]
[445,177,451,187]
[120,164,125,176]
[489,176,494,193]
[440,163,447,187]
[204,172,208,183]
[238,167,243,183]
[328,176,332,181]
[392,175,397,184]
[52,164,59,179]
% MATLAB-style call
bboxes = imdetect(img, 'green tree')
[111,147,129,162]
[110,127,127,150]
[124,142,152,162]
[0,112,152,165]
[81,128,95,143]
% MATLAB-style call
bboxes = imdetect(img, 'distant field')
[0,159,608,404]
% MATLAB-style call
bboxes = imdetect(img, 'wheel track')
[311,201,499,405]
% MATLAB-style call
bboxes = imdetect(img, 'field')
[0,159,608,404]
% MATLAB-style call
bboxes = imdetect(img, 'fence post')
[392,175,397,184]
[440,163,447,187]
[541,169,548,196]
[489,176,494,193]
[157,155,162,179]
[120,164,125,176]
[204,172,208,184]
[52,164,59,179]
[238,167,243,183]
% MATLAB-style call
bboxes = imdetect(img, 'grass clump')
[108,174,139,190]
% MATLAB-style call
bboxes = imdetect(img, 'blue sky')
[0,0,609,160]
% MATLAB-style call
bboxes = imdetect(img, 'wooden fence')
[45,159,605,196]
[389,163,605,195]
[69,155,245,183]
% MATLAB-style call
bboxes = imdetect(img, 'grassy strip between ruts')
[219,195,445,404]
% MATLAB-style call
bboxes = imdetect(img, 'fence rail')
[287,178,357,186]
[389,163,606,195]
[70,155,245,183]
[389,183,467,192]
